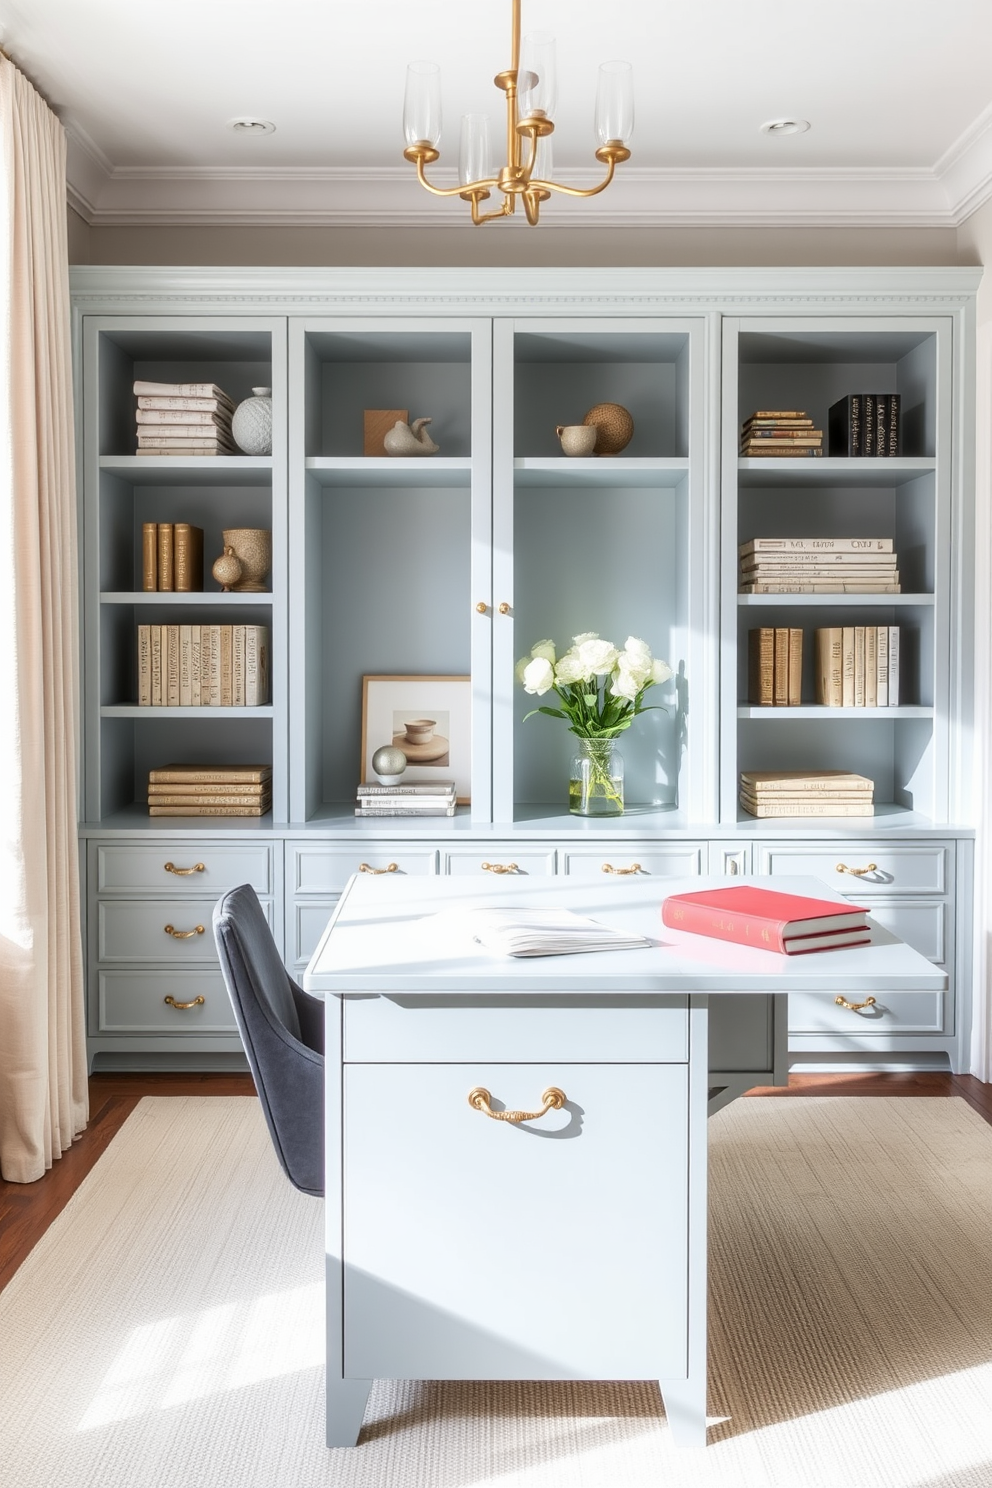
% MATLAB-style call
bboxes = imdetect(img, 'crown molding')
[65,115,992,232]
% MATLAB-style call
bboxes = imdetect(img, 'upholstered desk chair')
[212,883,324,1197]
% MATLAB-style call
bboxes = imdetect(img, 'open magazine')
[425,907,652,958]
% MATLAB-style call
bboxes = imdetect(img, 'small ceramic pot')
[221,528,271,592]
[556,424,598,457]
[403,719,437,743]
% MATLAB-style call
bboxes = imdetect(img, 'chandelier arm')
[413,155,499,199]
[472,195,515,225]
[528,157,620,200]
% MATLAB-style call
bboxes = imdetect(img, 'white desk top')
[303,874,947,996]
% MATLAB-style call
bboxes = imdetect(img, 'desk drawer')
[95,842,273,894]
[441,847,556,876]
[342,995,688,1064]
[559,845,706,879]
[97,897,273,963]
[757,843,949,896]
[291,845,437,894]
[97,970,237,1033]
[790,990,947,1036]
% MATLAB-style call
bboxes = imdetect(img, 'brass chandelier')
[402,0,633,226]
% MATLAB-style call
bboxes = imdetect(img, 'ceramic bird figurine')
[383,416,440,456]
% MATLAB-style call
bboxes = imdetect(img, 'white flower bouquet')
[516,632,672,738]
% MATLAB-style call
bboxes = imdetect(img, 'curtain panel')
[0,56,87,1182]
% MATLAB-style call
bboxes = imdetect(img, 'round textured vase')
[231,386,273,455]
[582,402,634,457]
[569,738,624,817]
[221,527,271,592]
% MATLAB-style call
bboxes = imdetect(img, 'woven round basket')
[582,402,634,456]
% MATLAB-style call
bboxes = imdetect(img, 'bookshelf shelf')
[737,457,935,488]
[304,456,473,488]
[99,455,273,486]
[737,593,935,608]
[100,591,272,605]
[100,706,276,719]
[736,705,934,720]
[513,457,690,489]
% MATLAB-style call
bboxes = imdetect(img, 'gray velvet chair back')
[212,884,324,1197]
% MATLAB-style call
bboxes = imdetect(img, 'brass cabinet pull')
[468,1086,566,1123]
[164,994,206,1009]
[475,601,488,613]
[164,923,205,939]
[835,995,877,1013]
[164,861,205,876]
[602,862,642,875]
[497,601,511,615]
[358,862,398,875]
[836,861,878,877]
[481,861,518,874]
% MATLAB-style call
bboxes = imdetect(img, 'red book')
[661,885,869,955]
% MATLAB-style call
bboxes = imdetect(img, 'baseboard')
[789,1051,952,1073]
[89,1052,250,1073]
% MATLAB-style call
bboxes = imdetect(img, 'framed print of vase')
[361,675,471,803]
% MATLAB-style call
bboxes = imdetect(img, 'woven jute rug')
[2,1094,990,1488]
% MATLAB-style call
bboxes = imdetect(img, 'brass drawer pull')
[836,861,878,878]
[358,862,398,875]
[602,862,642,875]
[164,994,206,1010]
[498,601,511,615]
[481,861,518,874]
[468,1086,566,1124]
[475,601,488,613]
[164,923,205,939]
[164,861,205,876]
[835,995,877,1013]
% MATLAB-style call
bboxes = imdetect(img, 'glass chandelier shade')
[401,0,632,226]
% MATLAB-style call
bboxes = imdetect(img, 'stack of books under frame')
[147,763,272,816]
[355,780,457,817]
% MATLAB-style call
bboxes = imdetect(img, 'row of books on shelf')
[739,770,874,819]
[142,522,203,591]
[134,381,235,457]
[355,780,457,817]
[747,626,901,706]
[137,625,269,707]
[146,763,271,817]
[740,536,900,594]
[828,394,901,458]
[740,410,823,458]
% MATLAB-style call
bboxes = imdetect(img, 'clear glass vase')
[569,738,624,816]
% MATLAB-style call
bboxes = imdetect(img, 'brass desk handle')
[481,861,518,874]
[836,861,878,877]
[359,862,398,875]
[835,995,877,1013]
[164,923,205,939]
[602,862,642,875]
[164,995,206,1010]
[164,861,205,876]
[468,1086,566,1123]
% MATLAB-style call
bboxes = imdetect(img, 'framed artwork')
[361,675,471,803]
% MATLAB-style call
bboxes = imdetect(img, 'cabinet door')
[343,1061,689,1380]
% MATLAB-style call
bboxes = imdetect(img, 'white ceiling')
[6,0,992,228]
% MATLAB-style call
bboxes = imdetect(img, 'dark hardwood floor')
[1,1070,990,1294]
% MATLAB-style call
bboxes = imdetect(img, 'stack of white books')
[739,536,901,594]
[133,380,236,456]
[355,780,458,817]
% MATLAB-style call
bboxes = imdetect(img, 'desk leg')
[326,1374,372,1449]
[326,996,370,1447]
[658,1377,708,1448]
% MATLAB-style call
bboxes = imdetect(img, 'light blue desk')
[305,873,946,1448]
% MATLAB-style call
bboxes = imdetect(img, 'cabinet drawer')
[790,990,947,1036]
[293,899,336,966]
[865,899,947,963]
[757,843,949,896]
[559,844,707,879]
[290,845,437,894]
[95,842,273,895]
[97,897,274,963]
[342,995,688,1063]
[441,847,556,876]
[97,970,237,1033]
[343,1061,689,1379]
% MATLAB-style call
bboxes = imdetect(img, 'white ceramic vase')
[232,386,273,455]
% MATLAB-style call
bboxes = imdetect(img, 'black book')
[887,393,901,456]
[863,394,876,457]
[828,394,862,456]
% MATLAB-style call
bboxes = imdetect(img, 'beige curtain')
[0,57,87,1182]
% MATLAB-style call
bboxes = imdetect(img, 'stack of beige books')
[739,536,900,594]
[134,380,236,456]
[739,769,875,818]
[739,410,823,458]
[147,763,272,817]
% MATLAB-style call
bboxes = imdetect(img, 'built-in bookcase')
[81,318,288,823]
[721,319,954,827]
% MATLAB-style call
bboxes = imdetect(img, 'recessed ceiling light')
[760,118,810,136]
[228,118,276,136]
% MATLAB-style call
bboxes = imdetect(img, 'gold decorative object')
[602,862,642,875]
[835,995,878,1012]
[402,0,633,226]
[218,527,271,592]
[835,861,878,876]
[556,423,598,457]
[211,545,242,592]
[164,995,206,1009]
[383,417,440,456]
[481,861,519,874]
[467,1086,567,1123]
[358,862,399,874]
[583,402,634,456]
[163,924,205,938]
[163,861,205,875]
